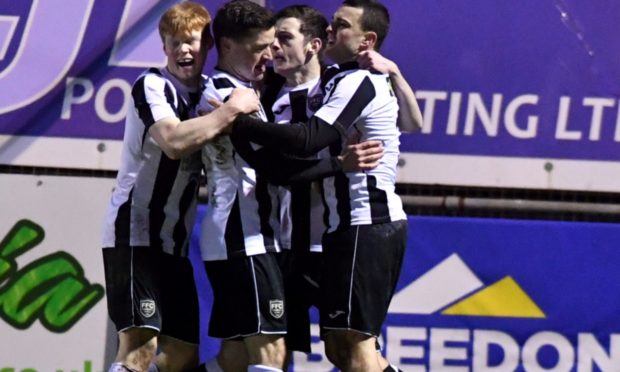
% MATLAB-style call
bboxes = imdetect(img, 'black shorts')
[320,220,408,337]
[102,246,200,344]
[277,250,322,353]
[205,253,286,339]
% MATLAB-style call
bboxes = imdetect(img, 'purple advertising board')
[1,0,619,190]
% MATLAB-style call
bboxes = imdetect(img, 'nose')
[326,24,333,34]
[271,38,281,52]
[179,42,191,53]
[263,46,273,61]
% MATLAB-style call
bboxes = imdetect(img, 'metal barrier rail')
[401,195,620,215]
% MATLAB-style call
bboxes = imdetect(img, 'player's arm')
[232,134,383,185]
[232,74,369,157]
[232,115,340,158]
[149,88,259,159]
[357,50,423,133]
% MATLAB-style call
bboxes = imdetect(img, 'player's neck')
[284,60,321,87]
[216,59,249,84]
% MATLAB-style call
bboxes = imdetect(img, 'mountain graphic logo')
[389,253,545,318]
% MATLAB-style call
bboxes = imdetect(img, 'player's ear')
[360,31,377,51]
[220,36,234,53]
[308,37,322,56]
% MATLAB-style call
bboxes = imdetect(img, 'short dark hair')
[213,0,275,51]
[342,0,390,50]
[275,5,328,47]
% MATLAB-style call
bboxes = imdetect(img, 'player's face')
[163,29,210,87]
[272,17,312,76]
[227,27,275,82]
[325,5,365,64]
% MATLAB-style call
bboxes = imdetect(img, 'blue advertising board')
[1,0,620,190]
[190,209,620,371]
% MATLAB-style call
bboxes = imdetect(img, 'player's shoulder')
[322,62,357,83]
[135,67,168,85]
[204,72,236,99]
[130,68,174,103]
[321,62,370,94]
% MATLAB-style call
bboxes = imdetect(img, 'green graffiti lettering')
[0,221,104,332]
[0,220,44,284]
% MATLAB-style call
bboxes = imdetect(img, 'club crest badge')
[269,300,284,319]
[308,94,324,112]
[140,299,156,318]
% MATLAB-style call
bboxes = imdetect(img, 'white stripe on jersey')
[199,69,283,261]
[314,65,406,232]
[271,78,326,253]
[102,68,204,256]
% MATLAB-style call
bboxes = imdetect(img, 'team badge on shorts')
[140,299,156,318]
[269,300,284,319]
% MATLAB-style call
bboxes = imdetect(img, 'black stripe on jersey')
[367,175,390,224]
[291,183,311,251]
[333,76,376,132]
[176,90,190,121]
[255,174,276,249]
[172,176,198,256]
[213,77,235,90]
[261,67,286,122]
[333,173,351,229]
[163,82,176,116]
[319,180,330,231]
[148,154,180,249]
[289,88,312,250]
[289,89,309,123]
[224,193,246,256]
[114,187,134,246]
[320,62,358,91]
[327,139,351,229]
[132,77,155,129]
[320,61,359,92]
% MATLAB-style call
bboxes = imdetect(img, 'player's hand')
[339,140,384,172]
[198,102,218,116]
[226,88,260,115]
[357,50,399,76]
[207,98,224,109]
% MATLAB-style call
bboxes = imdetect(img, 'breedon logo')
[298,252,620,371]
[389,253,545,318]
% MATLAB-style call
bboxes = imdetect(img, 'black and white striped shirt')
[315,64,407,232]
[198,69,283,261]
[267,77,327,252]
[102,68,204,256]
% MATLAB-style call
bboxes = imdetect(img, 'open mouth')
[254,63,266,74]
[177,58,194,67]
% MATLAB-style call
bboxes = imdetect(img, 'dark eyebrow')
[275,30,293,36]
[333,17,350,25]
